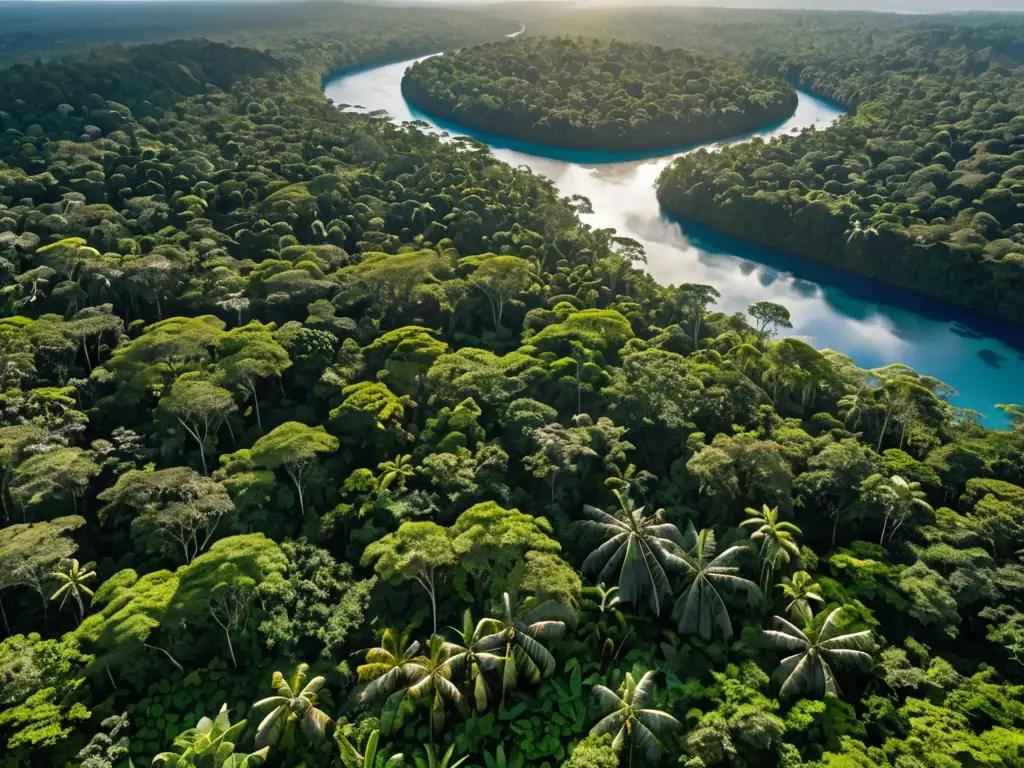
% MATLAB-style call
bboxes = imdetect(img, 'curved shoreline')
[322,50,1024,427]
[398,88,804,166]
[400,76,799,158]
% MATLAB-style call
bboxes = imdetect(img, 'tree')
[448,502,560,599]
[741,504,801,591]
[444,609,504,712]
[73,711,131,768]
[357,627,422,704]
[258,540,375,661]
[673,528,755,641]
[377,454,415,493]
[581,491,685,615]
[465,254,534,330]
[747,301,793,340]
[128,471,235,564]
[862,474,934,545]
[399,635,468,739]
[776,571,824,627]
[252,664,332,750]
[474,592,574,697]
[250,422,339,518]
[0,515,85,636]
[217,322,292,431]
[590,671,680,767]
[10,447,99,520]
[362,522,456,636]
[154,704,268,767]
[49,559,96,625]
[159,375,236,475]
[677,283,720,347]
[209,575,255,668]
[763,608,873,698]
[525,422,598,501]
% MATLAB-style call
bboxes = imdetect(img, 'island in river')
[401,36,797,153]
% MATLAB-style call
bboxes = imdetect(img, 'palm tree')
[377,454,415,493]
[445,609,504,711]
[763,607,873,699]
[604,463,656,502]
[727,343,763,372]
[252,664,332,750]
[475,592,574,696]
[49,558,96,624]
[590,671,680,767]
[357,627,422,703]
[741,505,802,591]
[838,388,875,431]
[398,636,468,739]
[776,571,824,627]
[581,491,686,615]
[864,474,933,545]
[673,528,756,642]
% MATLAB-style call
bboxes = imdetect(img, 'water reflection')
[324,55,1024,426]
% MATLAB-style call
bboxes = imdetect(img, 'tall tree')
[250,422,339,518]
[362,522,455,636]
[763,607,873,698]
[444,609,503,712]
[590,671,680,767]
[741,504,801,591]
[159,375,236,475]
[677,283,720,348]
[49,559,96,625]
[862,473,934,545]
[465,254,534,331]
[581,491,685,615]
[216,321,292,431]
[474,592,574,696]
[252,663,332,750]
[673,528,755,642]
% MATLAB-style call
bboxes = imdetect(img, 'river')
[323,47,1024,428]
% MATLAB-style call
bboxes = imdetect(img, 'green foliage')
[1,9,1023,768]
[404,36,795,152]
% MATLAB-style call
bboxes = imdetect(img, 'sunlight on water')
[324,55,1024,427]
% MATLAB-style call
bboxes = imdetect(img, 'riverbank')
[323,54,1024,427]
[656,166,1024,324]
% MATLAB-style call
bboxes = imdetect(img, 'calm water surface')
[324,53,1024,427]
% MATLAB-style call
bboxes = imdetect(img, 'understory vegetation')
[1,5,1024,768]
[402,36,796,152]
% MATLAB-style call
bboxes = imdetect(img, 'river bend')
[324,47,1024,427]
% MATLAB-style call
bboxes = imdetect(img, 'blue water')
[324,53,1024,428]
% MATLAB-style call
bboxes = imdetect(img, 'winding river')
[324,41,1024,427]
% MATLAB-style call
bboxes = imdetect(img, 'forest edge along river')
[323,32,1024,428]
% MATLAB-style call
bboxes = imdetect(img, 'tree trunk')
[145,643,184,673]
[877,406,891,453]
[576,358,582,415]
[417,570,438,637]
[224,626,237,667]
[250,381,262,430]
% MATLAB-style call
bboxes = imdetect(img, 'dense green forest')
[402,37,796,152]
[514,8,1024,320]
[2,4,1024,768]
